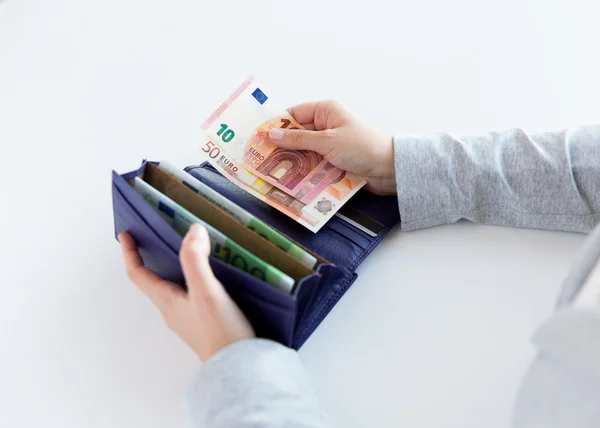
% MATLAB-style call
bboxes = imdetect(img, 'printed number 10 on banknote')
[201,77,344,205]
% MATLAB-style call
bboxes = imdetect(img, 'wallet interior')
[137,163,316,285]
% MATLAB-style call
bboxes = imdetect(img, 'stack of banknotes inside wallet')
[111,77,401,349]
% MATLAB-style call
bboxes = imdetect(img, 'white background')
[0,0,598,427]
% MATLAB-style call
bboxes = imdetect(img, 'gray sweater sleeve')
[393,125,600,233]
[184,339,330,428]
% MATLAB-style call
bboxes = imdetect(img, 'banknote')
[131,177,295,293]
[199,137,366,233]
[201,76,365,204]
[157,160,318,269]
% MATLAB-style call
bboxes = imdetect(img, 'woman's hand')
[119,224,255,362]
[269,100,396,195]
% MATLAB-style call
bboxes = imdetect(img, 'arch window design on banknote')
[244,116,342,202]
[256,147,323,189]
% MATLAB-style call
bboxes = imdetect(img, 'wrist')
[370,135,397,195]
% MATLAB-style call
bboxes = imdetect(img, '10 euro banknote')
[201,76,366,205]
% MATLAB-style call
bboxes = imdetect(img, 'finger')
[299,123,316,131]
[179,224,224,300]
[286,102,321,124]
[119,232,186,306]
[268,127,333,155]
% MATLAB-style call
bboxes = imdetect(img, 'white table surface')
[1,1,598,427]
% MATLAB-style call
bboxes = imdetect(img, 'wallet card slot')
[324,217,372,248]
[339,190,400,233]
[139,163,314,285]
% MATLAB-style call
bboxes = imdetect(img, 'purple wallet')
[112,160,400,349]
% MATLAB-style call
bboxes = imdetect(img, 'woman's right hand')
[268,100,397,195]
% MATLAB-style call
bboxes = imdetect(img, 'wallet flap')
[183,162,400,274]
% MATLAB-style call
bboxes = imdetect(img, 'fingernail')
[269,128,285,141]
[188,224,207,242]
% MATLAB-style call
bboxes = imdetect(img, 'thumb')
[269,127,332,155]
[180,223,222,298]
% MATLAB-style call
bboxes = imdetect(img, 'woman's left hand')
[119,223,256,362]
